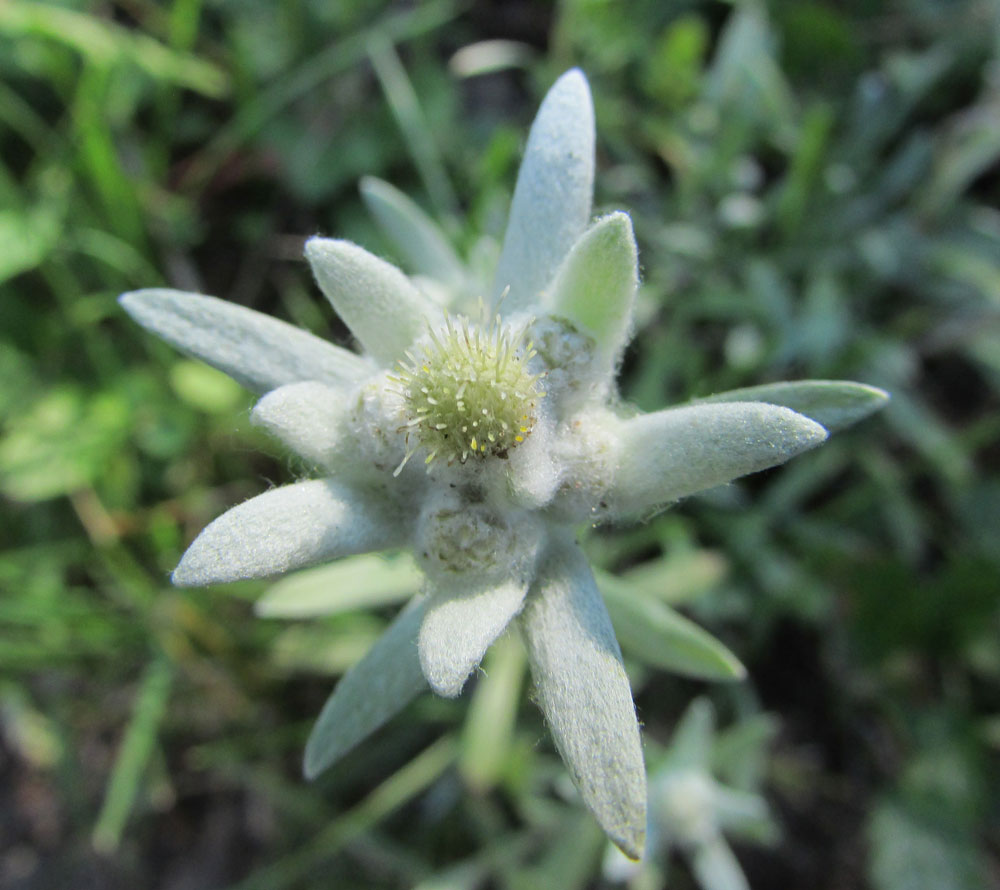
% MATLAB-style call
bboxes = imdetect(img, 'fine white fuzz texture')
[390,315,545,470]
[305,238,438,364]
[418,575,530,698]
[120,67,886,859]
[303,597,429,780]
[519,535,647,859]
[119,288,372,392]
[171,479,407,586]
[493,69,595,312]
[609,402,829,516]
[250,381,347,470]
[544,212,638,379]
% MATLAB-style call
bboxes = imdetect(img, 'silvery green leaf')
[169,360,244,414]
[270,618,383,675]
[493,69,594,313]
[615,549,728,607]
[519,535,646,860]
[711,714,778,790]
[544,212,638,374]
[459,634,527,791]
[360,176,465,288]
[119,288,371,393]
[597,575,745,682]
[694,380,889,432]
[704,3,794,138]
[664,698,715,771]
[602,838,646,883]
[255,552,422,618]
[304,597,429,779]
[710,785,772,834]
[690,836,750,890]
[171,479,406,586]
[609,402,828,517]
[418,575,530,698]
[305,238,438,364]
[251,381,347,468]
[449,39,535,77]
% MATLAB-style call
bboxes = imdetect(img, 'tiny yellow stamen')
[393,314,544,468]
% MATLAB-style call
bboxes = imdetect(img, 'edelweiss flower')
[120,70,887,858]
[604,699,777,890]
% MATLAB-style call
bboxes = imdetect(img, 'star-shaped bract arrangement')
[120,70,887,858]
[604,699,778,890]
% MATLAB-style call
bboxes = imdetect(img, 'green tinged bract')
[120,70,887,859]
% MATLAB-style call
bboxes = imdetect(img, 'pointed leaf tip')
[170,479,405,586]
[519,537,646,858]
[609,402,829,517]
[118,287,371,393]
[599,577,746,682]
[493,69,595,313]
[418,576,529,698]
[358,176,464,288]
[304,598,429,779]
[545,211,638,373]
[250,381,347,469]
[695,380,890,433]
[552,67,590,100]
[305,237,436,363]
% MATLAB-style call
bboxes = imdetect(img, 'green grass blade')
[459,633,526,791]
[228,735,457,890]
[91,655,173,853]
[367,34,459,219]
[181,0,459,190]
[0,2,227,95]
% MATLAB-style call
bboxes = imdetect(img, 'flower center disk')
[394,315,544,468]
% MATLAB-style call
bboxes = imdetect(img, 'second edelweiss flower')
[119,69,887,859]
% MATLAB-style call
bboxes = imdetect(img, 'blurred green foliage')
[1,1,997,888]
